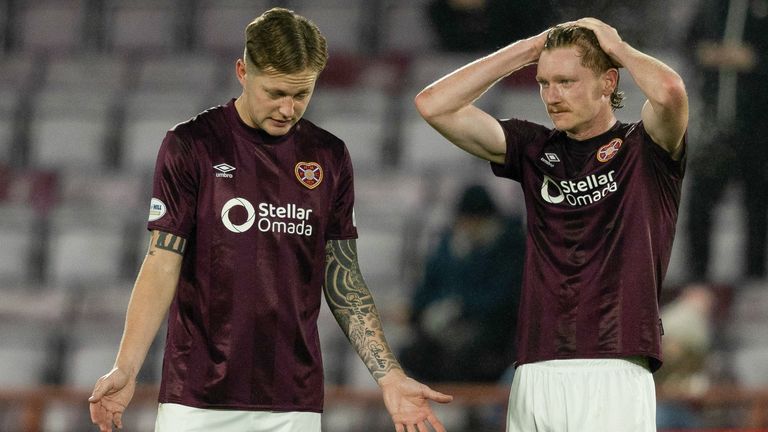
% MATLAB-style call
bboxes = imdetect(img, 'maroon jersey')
[147,100,357,412]
[491,119,685,372]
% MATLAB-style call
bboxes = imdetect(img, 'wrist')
[377,367,407,388]
[113,361,140,379]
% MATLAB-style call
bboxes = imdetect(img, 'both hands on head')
[88,367,135,432]
[379,369,454,432]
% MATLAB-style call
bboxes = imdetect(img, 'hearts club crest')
[597,138,623,163]
[295,162,323,189]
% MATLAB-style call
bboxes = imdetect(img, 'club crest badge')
[295,162,323,189]
[597,138,623,163]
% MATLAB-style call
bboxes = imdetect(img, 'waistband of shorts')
[525,356,650,371]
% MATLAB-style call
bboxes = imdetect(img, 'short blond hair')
[244,8,328,74]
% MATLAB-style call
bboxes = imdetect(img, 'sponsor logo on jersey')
[214,163,236,178]
[148,197,166,221]
[221,197,314,236]
[540,152,561,167]
[597,138,623,163]
[540,170,618,207]
[295,162,323,189]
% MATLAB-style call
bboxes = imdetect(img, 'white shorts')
[506,357,656,432]
[155,403,322,432]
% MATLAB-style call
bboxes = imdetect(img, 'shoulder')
[169,104,228,140]
[498,118,557,146]
[296,118,344,144]
[295,118,351,159]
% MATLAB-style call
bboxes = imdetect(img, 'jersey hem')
[157,398,324,414]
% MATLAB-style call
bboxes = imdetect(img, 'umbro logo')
[214,163,235,178]
[540,152,560,168]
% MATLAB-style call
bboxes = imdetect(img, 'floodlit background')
[0,0,766,431]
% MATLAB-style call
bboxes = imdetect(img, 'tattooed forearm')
[324,239,402,381]
[152,231,187,256]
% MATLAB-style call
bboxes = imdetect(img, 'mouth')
[270,118,292,127]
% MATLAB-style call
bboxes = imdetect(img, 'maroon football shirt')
[491,119,685,372]
[147,100,358,412]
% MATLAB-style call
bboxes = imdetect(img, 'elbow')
[659,74,688,110]
[414,88,439,121]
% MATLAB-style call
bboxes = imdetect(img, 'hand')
[528,28,551,61]
[89,368,136,432]
[379,370,454,432]
[573,17,624,66]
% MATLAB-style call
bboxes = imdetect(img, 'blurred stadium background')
[0,0,767,431]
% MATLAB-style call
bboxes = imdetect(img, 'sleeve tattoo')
[324,239,402,381]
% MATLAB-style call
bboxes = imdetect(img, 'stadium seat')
[42,53,130,93]
[0,286,69,398]
[28,88,117,170]
[194,0,271,56]
[45,205,129,285]
[0,204,39,283]
[135,53,222,92]
[13,0,84,53]
[291,1,365,54]
[104,0,182,53]
[398,116,486,172]
[121,89,210,172]
[379,1,436,55]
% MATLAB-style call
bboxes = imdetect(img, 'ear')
[236,59,247,86]
[603,68,619,96]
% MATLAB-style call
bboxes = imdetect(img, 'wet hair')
[243,8,328,74]
[544,24,624,110]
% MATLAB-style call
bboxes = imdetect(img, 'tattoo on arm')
[324,239,402,382]
[153,231,187,256]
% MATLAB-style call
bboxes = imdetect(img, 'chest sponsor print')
[540,170,618,207]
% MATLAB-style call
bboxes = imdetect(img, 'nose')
[541,86,561,105]
[278,96,295,118]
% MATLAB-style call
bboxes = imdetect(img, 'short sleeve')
[490,118,550,182]
[641,122,687,180]
[325,146,358,240]
[146,130,199,238]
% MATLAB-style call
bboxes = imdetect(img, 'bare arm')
[90,230,184,431]
[577,18,689,160]
[414,31,548,163]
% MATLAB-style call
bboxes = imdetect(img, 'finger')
[394,422,405,432]
[104,410,115,432]
[89,380,105,402]
[113,410,124,429]
[406,424,417,432]
[428,414,447,432]
[422,386,453,403]
[90,377,114,402]
[90,401,108,431]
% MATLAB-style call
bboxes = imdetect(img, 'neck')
[566,110,617,141]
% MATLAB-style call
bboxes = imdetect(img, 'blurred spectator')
[656,284,716,429]
[400,184,525,382]
[686,0,768,281]
[427,0,555,52]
